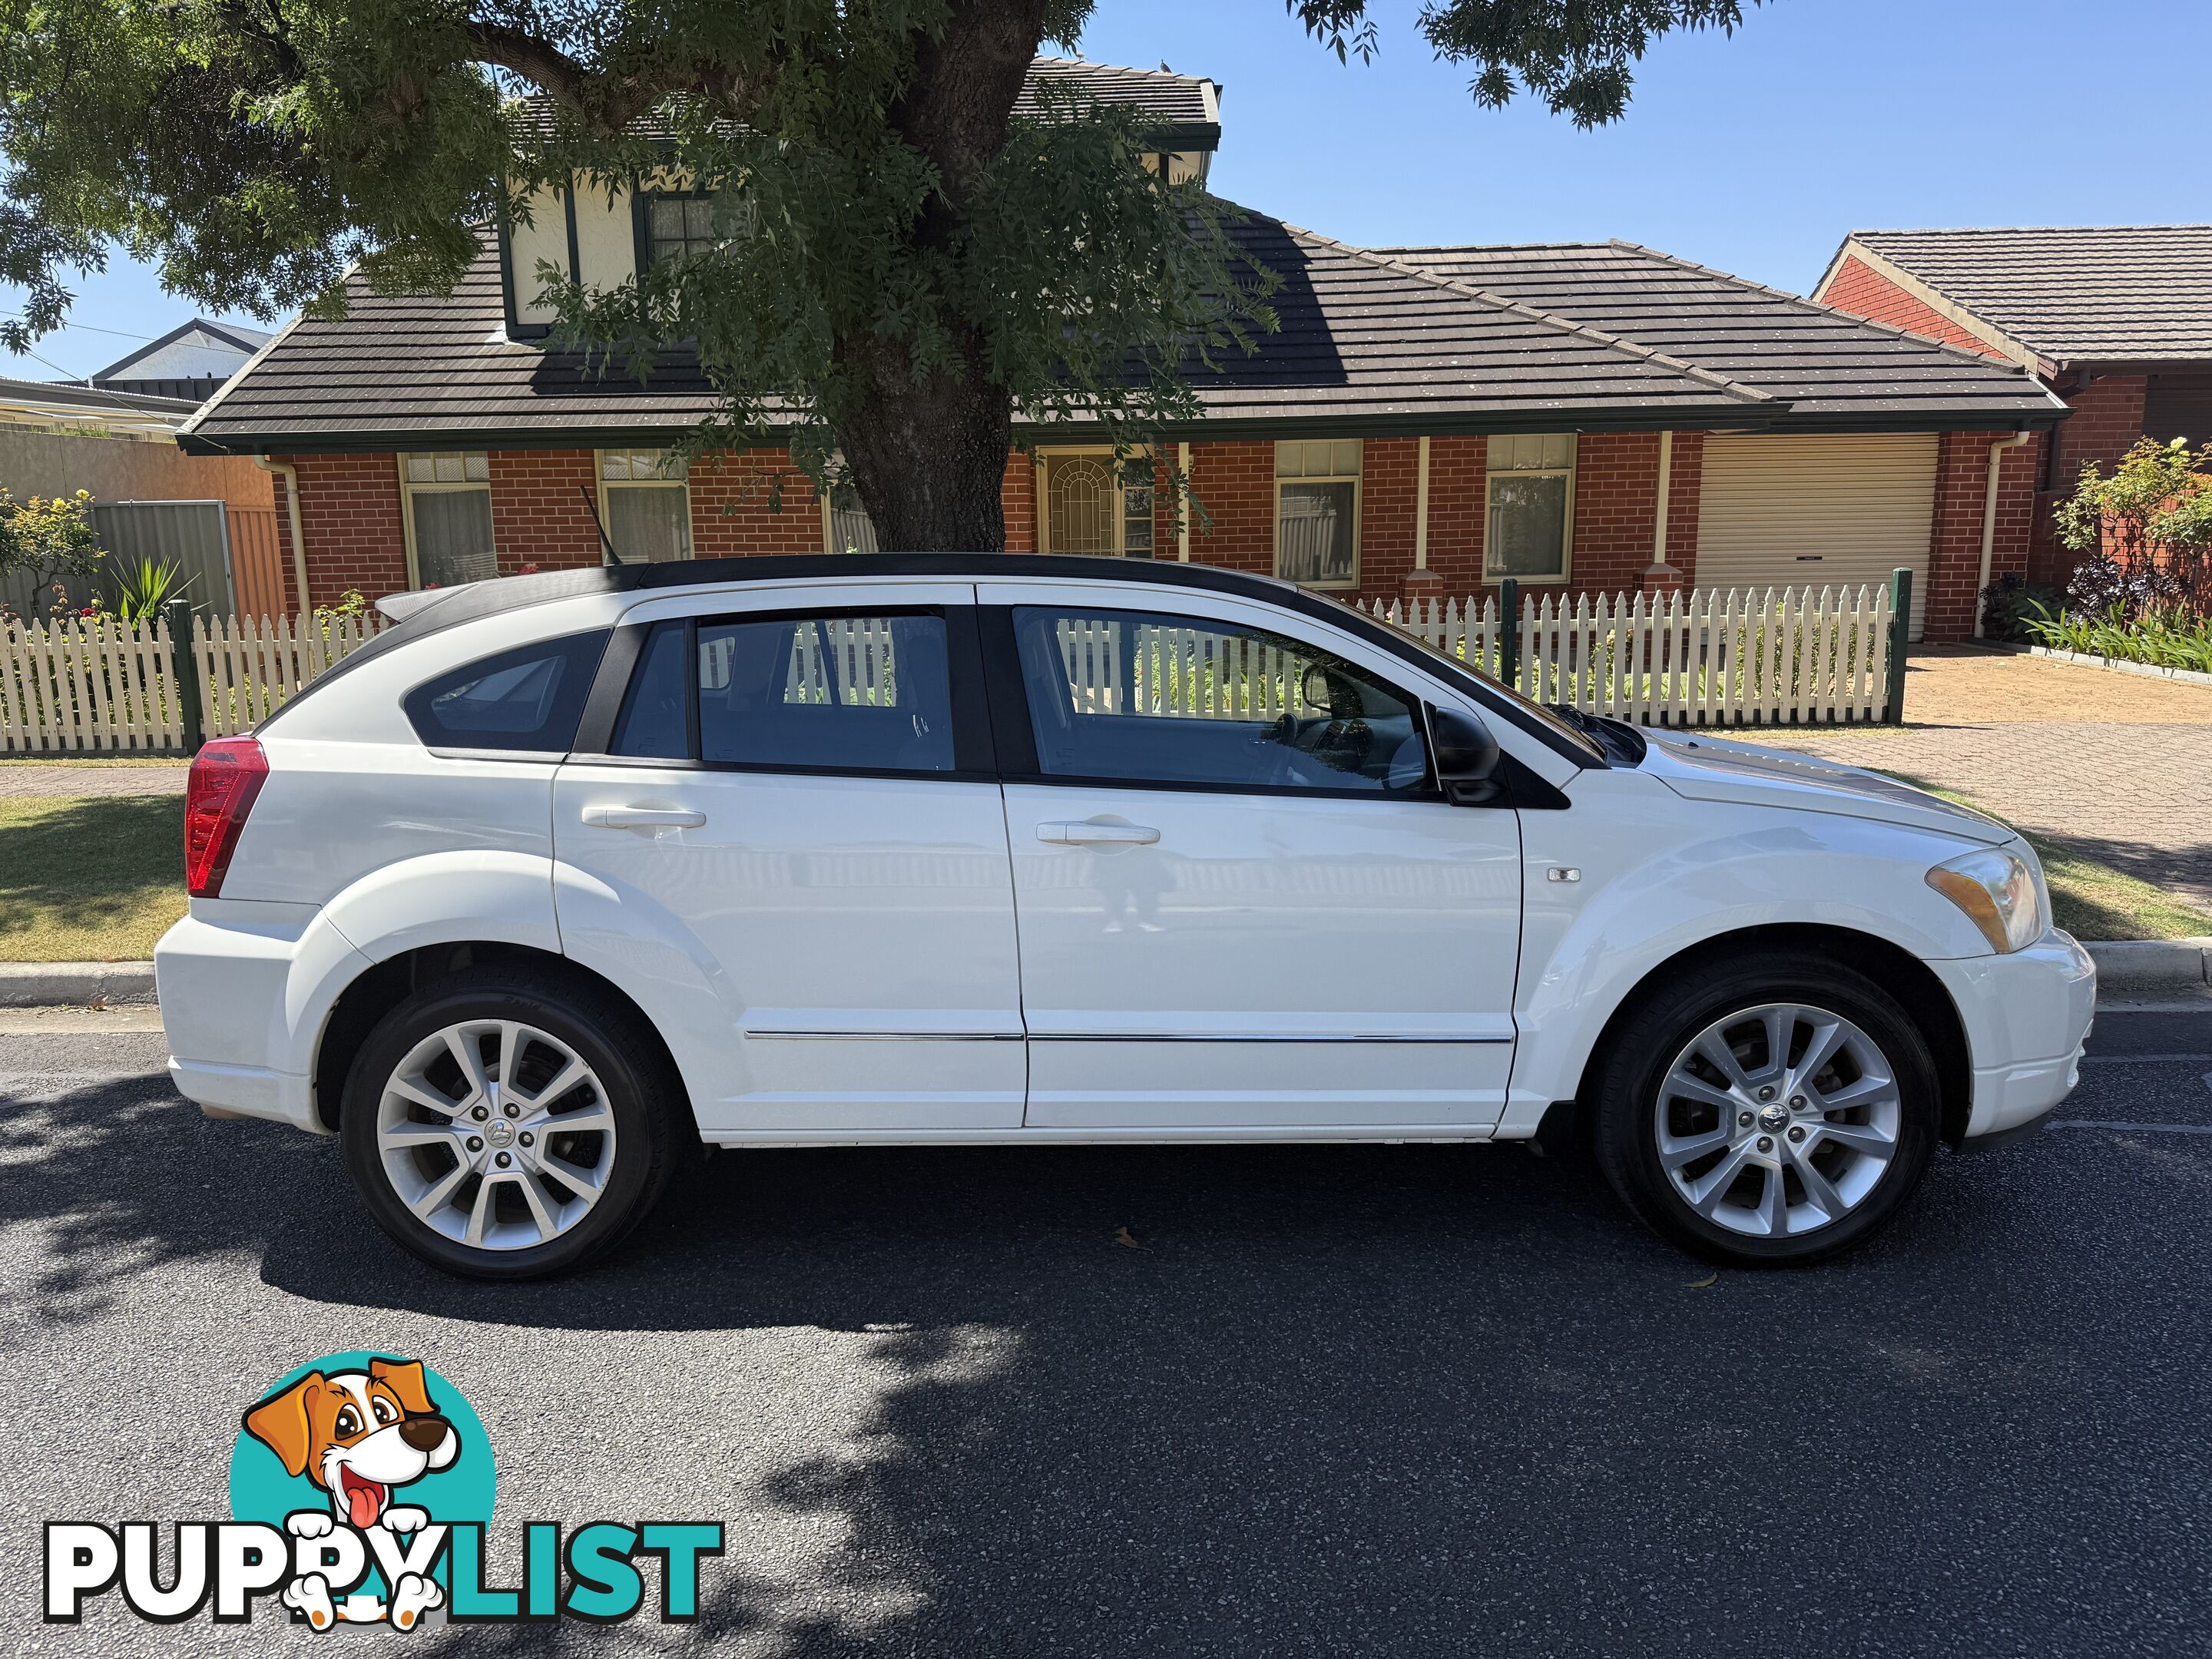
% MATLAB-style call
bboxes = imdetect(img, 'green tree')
[0,489,108,598]
[1,1,1763,550]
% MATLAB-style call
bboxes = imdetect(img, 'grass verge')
[1880,775,2212,942]
[0,795,186,960]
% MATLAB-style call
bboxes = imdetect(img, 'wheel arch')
[310,942,690,1134]
[1557,923,1974,1151]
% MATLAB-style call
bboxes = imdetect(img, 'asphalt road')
[5,1010,2211,1657]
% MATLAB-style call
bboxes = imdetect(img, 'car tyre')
[339,969,689,1280]
[1591,950,1941,1267]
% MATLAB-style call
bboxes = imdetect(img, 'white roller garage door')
[1694,434,1937,639]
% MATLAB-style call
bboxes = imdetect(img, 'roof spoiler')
[376,584,476,622]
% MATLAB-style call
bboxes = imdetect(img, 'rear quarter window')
[402,631,610,753]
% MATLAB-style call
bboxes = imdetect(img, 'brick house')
[1815,225,2212,602]
[181,59,2063,641]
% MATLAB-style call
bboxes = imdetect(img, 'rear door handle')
[582,805,707,831]
[1036,820,1161,846]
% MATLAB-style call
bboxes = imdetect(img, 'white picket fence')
[1,583,1900,753]
[0,612,381,753]
[1363,583,1899,727]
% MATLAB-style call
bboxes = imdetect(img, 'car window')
[402,630,608,753]
[696,612,955,773]
[1009,605,1429,794]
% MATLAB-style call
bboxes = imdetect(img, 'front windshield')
[1303,588,1607,763]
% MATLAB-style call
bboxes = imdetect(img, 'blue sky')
[8,0,2209,380]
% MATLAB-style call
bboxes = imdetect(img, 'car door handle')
[1036,820,1161,846]
[581,805,707,831]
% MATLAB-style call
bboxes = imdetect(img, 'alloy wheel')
[374,1018,619,1251]
[1653,1002,1902,1239]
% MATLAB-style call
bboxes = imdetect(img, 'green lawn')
[0,795,187,960]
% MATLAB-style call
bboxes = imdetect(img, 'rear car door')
[552,583,1025,1136]
[979,581,1523,1131]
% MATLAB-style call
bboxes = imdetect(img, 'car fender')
[1501,778,1996,1134]
[550,857,746,1111]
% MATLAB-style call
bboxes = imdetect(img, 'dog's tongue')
[346,1482,381,1530]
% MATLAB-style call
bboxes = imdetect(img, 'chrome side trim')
[743,1031,1025,1042]
[1025,1032,1513,1045]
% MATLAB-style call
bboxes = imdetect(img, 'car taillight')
[184,737,270,898]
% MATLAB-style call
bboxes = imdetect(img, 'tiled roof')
[511,57,1219,149]
[1017,58,1217,137]
[1837,226,2212,366]
[181,217,2061,455]
[1371,240,2061,426]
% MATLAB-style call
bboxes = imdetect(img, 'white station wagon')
[157,555,2094,1277]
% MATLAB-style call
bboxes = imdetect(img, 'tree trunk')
[830,0,1044,552]
[836,329,1012,551]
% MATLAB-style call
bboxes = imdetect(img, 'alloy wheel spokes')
[376,1018,619,1252]
[1656,1002,1902,1239]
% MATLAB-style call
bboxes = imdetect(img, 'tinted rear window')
[403,631,610,753]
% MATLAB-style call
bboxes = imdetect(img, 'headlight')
[1926,848,2042,953]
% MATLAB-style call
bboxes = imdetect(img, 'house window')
[599,449,692,563]
[1275,439,1361,588]
[1485,434,1577,582]
[1039,452,1157,557]
[641,192,752,266]
[399,452,496,588]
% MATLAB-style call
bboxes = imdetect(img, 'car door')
[979,581,1523,1131]
[552,583,1025,1136]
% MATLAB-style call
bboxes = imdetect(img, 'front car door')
[553,582,1025,1137]
[979,579,1524,1132]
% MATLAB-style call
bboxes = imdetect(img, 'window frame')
[1034,446,1158,558]
[396,452,497,591]
[596,449,695,564]
[978,602,1439,804]
[573,604,998,781]
[631,187,749,270]
[1483,434,1578,585]
[1273,439,1363,591]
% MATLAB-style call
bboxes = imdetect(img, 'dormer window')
[640,191,754,267]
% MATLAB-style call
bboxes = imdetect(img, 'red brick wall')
[2054,374,2147,479]
[488,450,599,572]
[281,453,410,609]
[274,426,1995,632]
[1820,255,2012,361]
[1924,430,2038,639]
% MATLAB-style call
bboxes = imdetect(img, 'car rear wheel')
[1591,951,1940,1266]
[339,970,687,1279]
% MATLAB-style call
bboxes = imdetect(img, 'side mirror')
[1299,663,1334,714]
[1429,705,1502,806]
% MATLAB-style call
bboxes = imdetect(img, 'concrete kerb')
[3,942,2208,1012]
[0,962,159,1007]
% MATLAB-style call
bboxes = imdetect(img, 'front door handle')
[1037,820,1161,846]
[582,805,707,831]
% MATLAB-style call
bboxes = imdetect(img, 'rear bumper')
[154,907,363,1134]
[1931,930,2096,1143]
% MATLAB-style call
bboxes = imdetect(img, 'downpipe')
[1972,432,2035,638]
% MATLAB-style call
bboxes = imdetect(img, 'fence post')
[1883,567,1913,725]
[167,598,204,755]
[1497,578,1520,690]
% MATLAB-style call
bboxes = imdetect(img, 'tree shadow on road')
[16,1058,2204,1656]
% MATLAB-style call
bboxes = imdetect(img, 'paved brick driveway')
[1752,647,2212,911]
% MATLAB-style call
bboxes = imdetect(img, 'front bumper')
[1930,929,2096,1144]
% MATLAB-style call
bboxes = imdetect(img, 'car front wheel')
[339,970,686,1279]
[1591,952,1941,1266]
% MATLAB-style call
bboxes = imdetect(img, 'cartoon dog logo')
[242,1357,459,1629]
